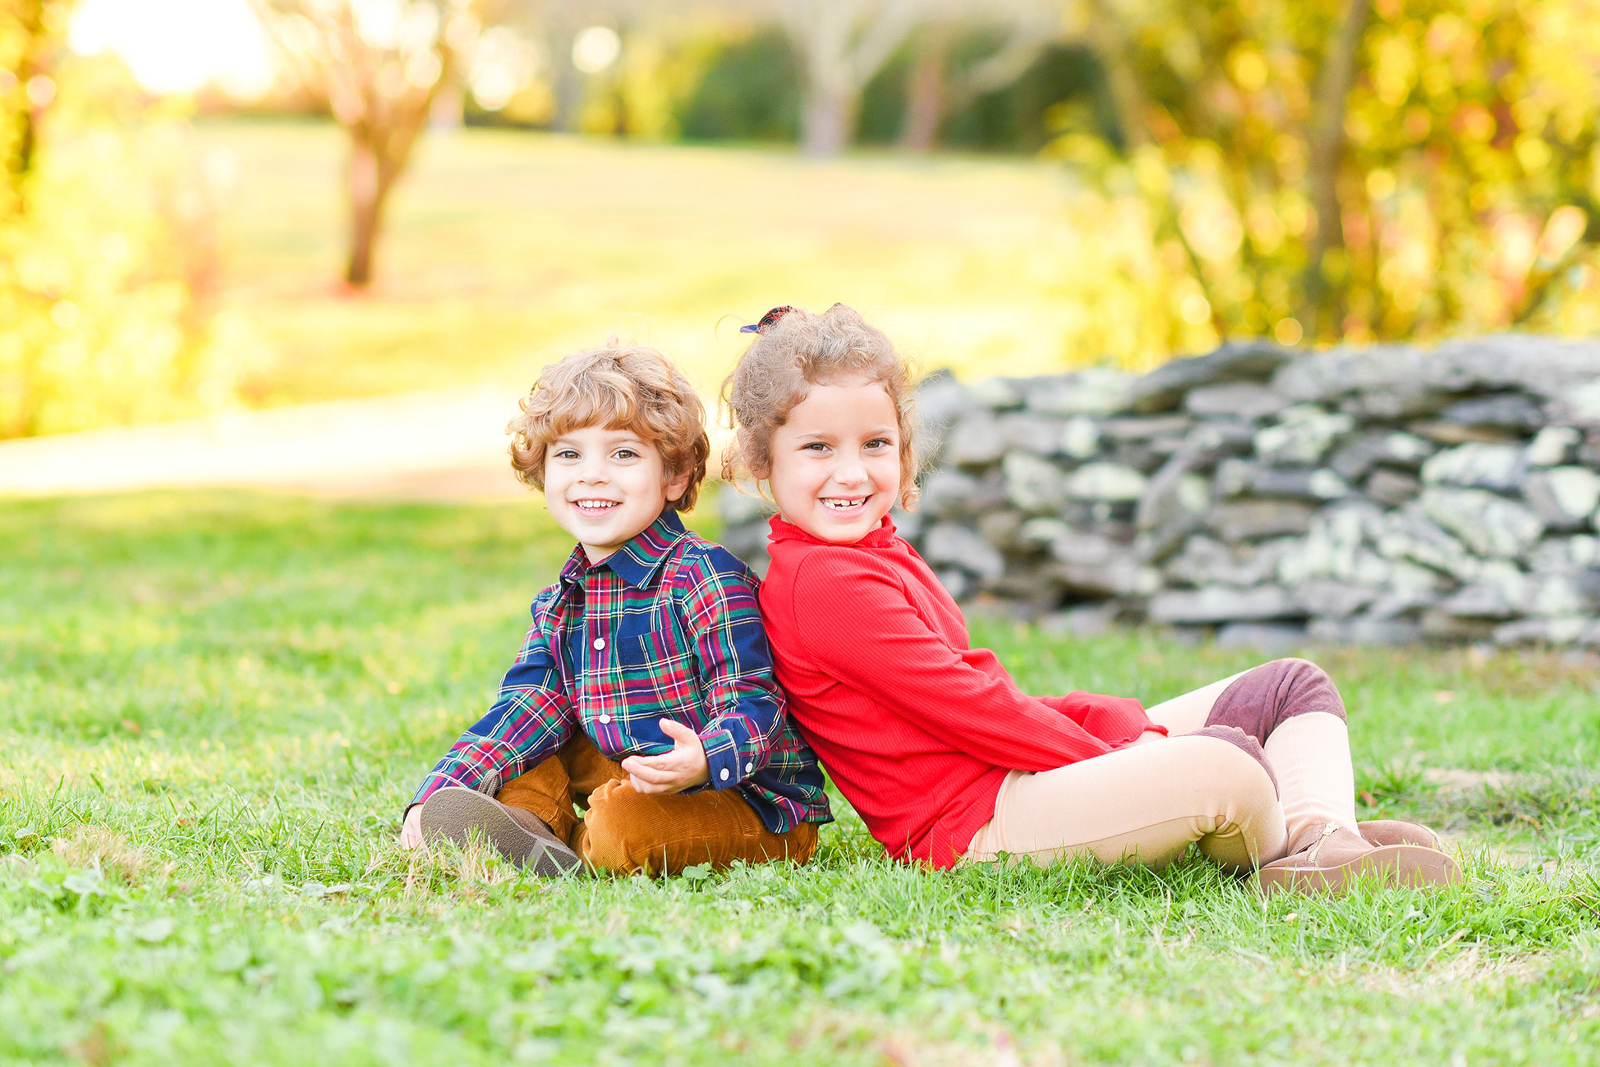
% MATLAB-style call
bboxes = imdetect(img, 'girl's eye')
[866,438,893,450]
[802,442,829,452]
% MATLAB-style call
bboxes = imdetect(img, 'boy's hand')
[400,805,424,849]
[620,720,711,795]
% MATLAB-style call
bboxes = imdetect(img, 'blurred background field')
[12,0,1600,446]
[195,119,1097,410]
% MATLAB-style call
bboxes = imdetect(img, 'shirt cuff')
[698,726,748,790]
[408,764,501,814]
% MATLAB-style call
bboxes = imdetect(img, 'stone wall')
[718,335,1600,647]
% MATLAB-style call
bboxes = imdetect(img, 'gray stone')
[1216,461,1348,501]
[1420,442,1525,492]
[1529,535,1600,572]
[1015,517,1068,549]
[1053,556,1160,598]
[1420,610,1498,642]
[1374,504,1481,581]
[1127,340,1295,412]
[1098,415,1194,441]
[1002,452,1067,513]
[1407,420,1522,445]
[1306,616,1423,645]
[1426,334,1600,395]
[1439,392,1544,429]
[923,523,1006,581]
[915,371,979,430]
[1254,405,1355,464]
[1294,579,1381,618]
[1521,572,1595,618]
[1040,602,1118,639]
[1525,426,1581,467]
[968,378,1024,411]
[1065,462,1148,502]
[1149,584,1302,623]
[1216,622,1307,651]
[1047,529,1125,567]
[1060,416,1100,459]
[945,414,1006,468]
[919,468,982,519]
[1329,431,1437,480]
[1523,466,1600,530]
[1165,535,1291,587]
[1184,418,1258,461]
[1547,378,1600,425]
[1205,500,1317,543]
[1339,382,1452,420]
[1421,486,1545,559]
[1438,581,1520,619]
[1363,468,1421,508]
[890,506,924,542]
[1184,382,1288,421]
[975,509,1025,550]
[999,413,1065,455]
[1023,368,1134,415]
[1492,617,1591,646]
[1271,344,1427,404]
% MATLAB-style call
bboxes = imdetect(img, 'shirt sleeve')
[678,546,789,791]
[408,596,575,811]
[788,552,1116,771]
[1038,692,1162,746]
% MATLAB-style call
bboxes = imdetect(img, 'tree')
[253,0,495,287]
[1,0,70,216]
[1056,0,1600,354]
[779,0,925,155]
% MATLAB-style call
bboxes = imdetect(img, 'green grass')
[3,492,1600,1065]
[195,119,1116,411]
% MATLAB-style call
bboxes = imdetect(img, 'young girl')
[721,303,1460,894]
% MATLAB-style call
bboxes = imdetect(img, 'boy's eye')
[614,449,638,460]
[554,448,580,460]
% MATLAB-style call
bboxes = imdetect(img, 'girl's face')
[766,376,901,544]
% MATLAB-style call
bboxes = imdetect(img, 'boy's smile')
[766,377,902,544]
[544,426,690,563]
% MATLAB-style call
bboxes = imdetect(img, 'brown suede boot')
[1256,821,1461,895]
[1358,819,1443,850]
[419,786,581,877]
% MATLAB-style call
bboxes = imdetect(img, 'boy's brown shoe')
[1358,819,1444,851]
[419,786,581,877]
[1256,822,1462,896]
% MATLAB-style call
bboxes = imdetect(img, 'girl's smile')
[766,377,902,544]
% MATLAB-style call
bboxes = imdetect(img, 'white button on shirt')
[720,769,730,781]
[598,714,611,724]
[592,637,605,650]
[745,762,753,773]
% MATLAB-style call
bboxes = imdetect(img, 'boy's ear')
[664,468,693,504]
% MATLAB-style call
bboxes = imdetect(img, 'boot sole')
[419,787,580,877]
[1256,844,1462,896]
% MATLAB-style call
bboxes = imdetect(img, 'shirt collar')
[557,508,691,591]
[767,512,899,548]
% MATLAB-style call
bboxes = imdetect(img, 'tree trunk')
[801,84,857,156]
[1300,0,1373,339]
[898,24,950,153]
[345,135,383,287]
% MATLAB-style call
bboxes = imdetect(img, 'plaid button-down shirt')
[411,510,831,834]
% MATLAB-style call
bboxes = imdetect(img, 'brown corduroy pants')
[494,733,818,876]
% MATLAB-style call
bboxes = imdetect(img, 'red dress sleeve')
[1038,693,1163,746]
[788,553,1117,771]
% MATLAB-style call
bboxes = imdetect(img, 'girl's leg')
[963,732,1286,871]
[1145,659,1359,854]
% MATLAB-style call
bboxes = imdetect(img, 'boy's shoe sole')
[419,786,581,877]
[1256,843,1461,896]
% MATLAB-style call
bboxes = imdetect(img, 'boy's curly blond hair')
[720,303,921,509]
[508,343,710,512]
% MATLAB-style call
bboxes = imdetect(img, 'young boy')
[399,343,831,876]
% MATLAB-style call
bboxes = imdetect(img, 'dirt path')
[0,386,536,502]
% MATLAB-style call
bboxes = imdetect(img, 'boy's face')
[544,425,690,564]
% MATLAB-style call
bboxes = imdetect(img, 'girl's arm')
[788,555,1121,770]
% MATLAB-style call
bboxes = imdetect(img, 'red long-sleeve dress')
[758,514,1161,867]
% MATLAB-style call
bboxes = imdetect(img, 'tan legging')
[962,668,1358,871]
